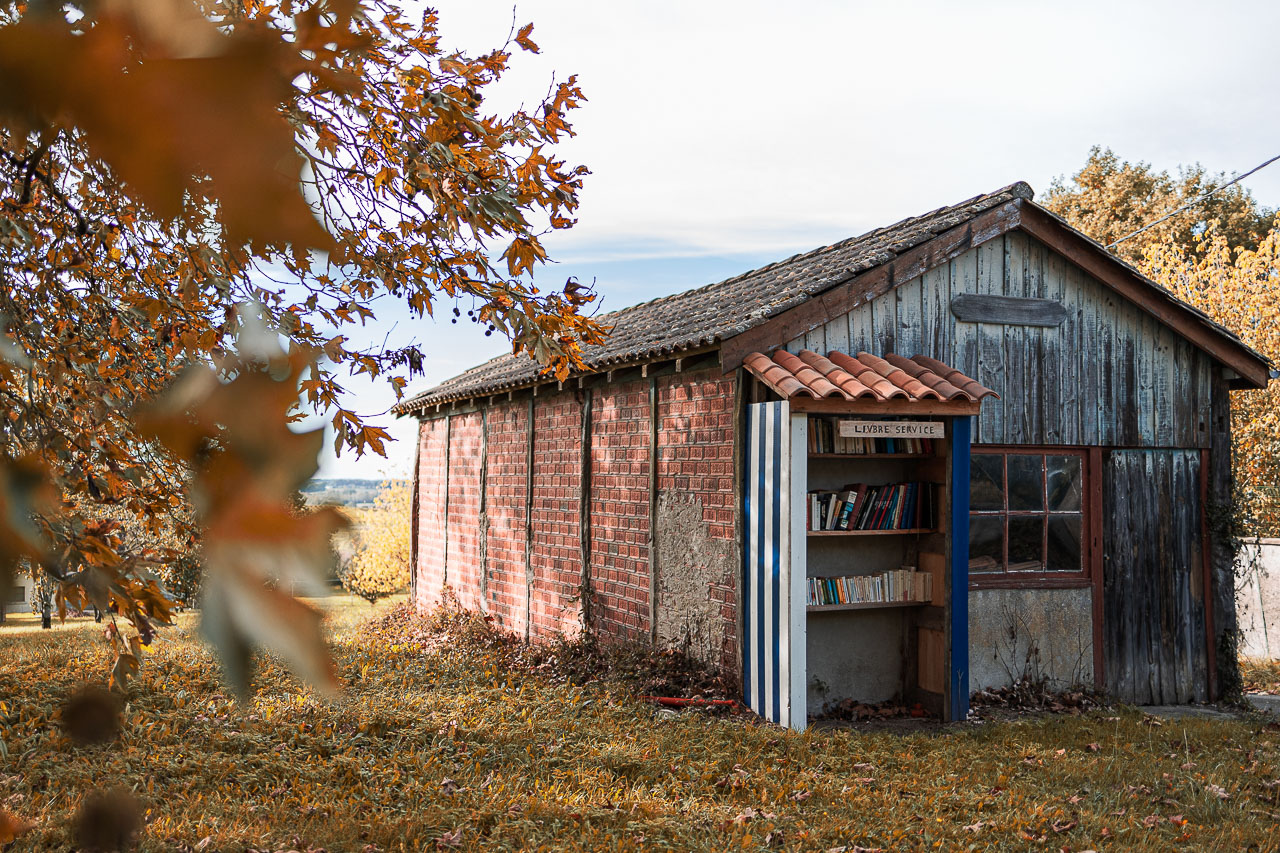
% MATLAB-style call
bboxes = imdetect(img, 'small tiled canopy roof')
[744,350,998,403]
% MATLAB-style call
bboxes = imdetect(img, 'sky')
[312,0,1280,479]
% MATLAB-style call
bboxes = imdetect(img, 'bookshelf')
[742,401,972,732]
[802,413,946,719]
[807,528,935,537]
[808,601,923,613]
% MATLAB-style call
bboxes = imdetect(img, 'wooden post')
[441,414,451,588]
[524,395,535,641]
[947,415,971,721]
[477,408,489,612]
[579,387,594,629]
[408,418,421,606]
[1207,373,1235,698]
[731,367,747,684]
[647,374,660,643]
[1089,447,1105,690]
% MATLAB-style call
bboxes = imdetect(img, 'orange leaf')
[0,809,35,844]
[515,23,540,53]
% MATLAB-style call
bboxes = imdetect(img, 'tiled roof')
[744,350,998,403]
[395,182,1034,412]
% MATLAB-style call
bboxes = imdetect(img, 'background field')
[2,596,1278,852]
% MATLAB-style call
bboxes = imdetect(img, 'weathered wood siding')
[1103,449,1208,704]
[784,230,1214,449]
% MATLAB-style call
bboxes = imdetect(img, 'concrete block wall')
[1239,539,1280,659]
[411,367,740,670]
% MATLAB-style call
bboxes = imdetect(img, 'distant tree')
[341,481,410,604]
[31,565,55,629]
[1043,146,1277,263]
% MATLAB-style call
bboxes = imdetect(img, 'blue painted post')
[949,416,971,721]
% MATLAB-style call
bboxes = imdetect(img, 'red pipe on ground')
[640,696,740,709]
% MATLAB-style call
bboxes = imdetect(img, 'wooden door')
[1102,450,1209,704]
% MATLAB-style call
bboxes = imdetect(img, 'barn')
[393,182,1269,729]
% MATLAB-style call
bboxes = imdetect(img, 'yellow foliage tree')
[1044,146,1276,263]
[1140,228,1280,534]
[342,482,411,604]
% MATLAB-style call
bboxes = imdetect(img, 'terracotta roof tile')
[745,349,998,404]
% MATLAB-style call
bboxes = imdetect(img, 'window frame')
[967,446,1094,590]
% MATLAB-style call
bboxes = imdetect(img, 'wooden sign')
[950,293,1067,327]
[838,419,945,439]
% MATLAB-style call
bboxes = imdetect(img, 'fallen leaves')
[434,826,464,848]
[969,679,1105,716]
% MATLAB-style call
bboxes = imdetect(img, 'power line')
[1106,151,1280,249]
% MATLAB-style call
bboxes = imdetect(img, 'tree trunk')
[41,598,51,630]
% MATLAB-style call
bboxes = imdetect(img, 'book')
[805,568,931,606]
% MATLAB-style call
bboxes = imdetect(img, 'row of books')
[806,569,933,606]
[807,482,935,531]
[807,418,936,455]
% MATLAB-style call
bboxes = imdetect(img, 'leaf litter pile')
[2,597,1280,851]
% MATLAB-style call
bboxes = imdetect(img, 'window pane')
[969,516,1003,572]
[1007,454,1045,511]
[1007,516,1044,571]
[970,454,1004,511]
[1047,516,1082,572]
[1047,455,1082,512]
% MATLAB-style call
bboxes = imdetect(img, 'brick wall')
[411,365,741,673]
[655,369,739,670]
[529,390,585,638]
[445,411,484,612]
[589,380,652,643]
[413,416,450,610]
[484,399,529,636]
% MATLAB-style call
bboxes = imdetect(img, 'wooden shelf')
[807,600,927,613]
[807,528,938,537]
[808,453,934,460]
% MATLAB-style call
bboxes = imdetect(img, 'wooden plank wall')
[1103,450,1208,704]
[784,230,1214,450]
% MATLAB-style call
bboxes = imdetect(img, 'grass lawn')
[2,596,1279,851]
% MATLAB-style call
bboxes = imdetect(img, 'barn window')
[968,448,1088,585]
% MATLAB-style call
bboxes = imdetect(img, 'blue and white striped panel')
[744,402,802,728]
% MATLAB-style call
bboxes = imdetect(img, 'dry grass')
[2,597,1280,852]
[1243,656,1280,695]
